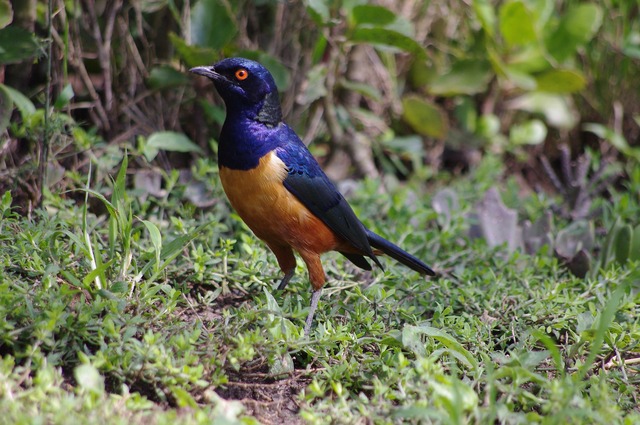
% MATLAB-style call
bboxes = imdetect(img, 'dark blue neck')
[217,94,284,170]
[218,113,283,170]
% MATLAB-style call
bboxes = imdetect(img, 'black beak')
[189,66,221,80]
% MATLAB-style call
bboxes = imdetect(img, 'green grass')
[1,155,639,424]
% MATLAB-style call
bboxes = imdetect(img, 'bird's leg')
[277,269,295,290]
[304,289,322,336]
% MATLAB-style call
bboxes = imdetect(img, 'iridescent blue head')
[190,57,282,126]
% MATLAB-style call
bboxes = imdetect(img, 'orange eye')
[235,69,249,81]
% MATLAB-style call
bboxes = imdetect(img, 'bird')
[190,57,435,335]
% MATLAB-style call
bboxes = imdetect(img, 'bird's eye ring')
[235,69,249,81]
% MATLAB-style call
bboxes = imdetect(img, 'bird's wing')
[274,139,381,268]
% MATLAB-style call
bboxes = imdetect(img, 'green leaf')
[263,287,283,315]
[402,324,478,370]
[339,78,382,102]
[473,0,496,37]
[574,282,627,382]
[477,114,501,138]
[0,26,41,64]
[535,69,586,93]
[613,225,632,265]
[169,33,218,68]
[507,44,550,73]
[600,217,623,270]
[487,47,537,90]
[499,0,537,46]
[142,220,162,268]
[0,83,36,116]
[630,225,640,262]
[508,93,577,129]
[622,31,640,59]
[350,27,426,59]
[143,131,203,162]
[509,119,547,145]
[546,3,602,62]
[402,95,448,139]
[171,386,197,408]
[82,259,115,287]
[429,60,492,96]
[74,364,105,394]
[0,0,12,29]
[190,0,236,50]
[54,84,74,109]
[297,65,327,105]
[0,85,10,132]
[350,5,396,27]
[583,123,640,161]
[305,0,330,26]
[147,65,189,90]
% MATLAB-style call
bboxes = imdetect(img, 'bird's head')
[190,57,282,125]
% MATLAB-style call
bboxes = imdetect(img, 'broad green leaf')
[0,83,36,116]
[143,131,203,162]
[0,26,41,64]
[535,69,586,93]
[349,5,413,37]
[147,65,189,90]
[528,0,554,30]
[499,0,537,46]
[507,44,549,73]
[429,60,492,96]
[509,119,547,145]
[473,0,496,37]
[0,0,12,29]
[54,84,74,109]
[408,59,436,89]
[305,0,330,25]
[402,95,448,139]
[190,0,236,50]
[169,33,217,68]
[350,27,426,59]
[546,3,602,62]
[350,5,396,27]
[339,79,382,102]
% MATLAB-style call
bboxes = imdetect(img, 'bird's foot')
[277,269,295,291]
[304,289,322,336]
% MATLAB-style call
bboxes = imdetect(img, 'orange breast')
[219,151,341,255]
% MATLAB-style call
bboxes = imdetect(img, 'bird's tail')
[366,229,435,276]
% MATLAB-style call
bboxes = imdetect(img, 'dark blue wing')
[274,130,382,269]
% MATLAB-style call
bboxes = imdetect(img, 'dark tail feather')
[366,229,435,276]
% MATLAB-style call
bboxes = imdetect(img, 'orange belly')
[219,151,341,254]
